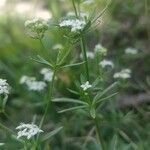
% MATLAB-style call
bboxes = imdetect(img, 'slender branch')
[72,0,78,18]
[39,68,56,128]
[80,35,90,81]
[94,117,105,150]
[34,68,57,149]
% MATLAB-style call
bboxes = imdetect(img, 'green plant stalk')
[72,0,78,17]
[94,117,105,150]
[80,35,90,81]
[34,68,57,149]
[39,68,56,128]
[39,39,46,56]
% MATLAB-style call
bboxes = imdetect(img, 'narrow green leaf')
[52,98,88,105]
[61,61,85,68]
[95,92,118,105]
[41,126,63,142]
[93,82,118,103]
[31,55,53,68]
[67,88,79,95]
[58,105,87,113]
[109,135,117,150]
[90,106,96,119]
[92,76,102,88]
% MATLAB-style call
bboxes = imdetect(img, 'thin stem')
[94,117,105,150]
[34,68,57,149]
[72,0,78,18]
[39,38,46,56]
[80,35,89,81]
[39,68,56,128]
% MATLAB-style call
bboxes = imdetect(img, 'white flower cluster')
[0,78,10,95]
[99,59,114,68]
[40,68,53,82]
[94,44,107,55]
[80,51,94,59]
[113,69,131,79]
[25,18,49,38]
[59,19,86,32]
[81,81,92,91]
[20,76,46,91]
[16,123,43,139]
[52,44,63,50]
[125,47,138,55]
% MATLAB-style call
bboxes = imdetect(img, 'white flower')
[0,78,10,95]
[20,75,46,91]
[27,81,46,91]
[113,69,131,79]
[40,68,53,82]
[52,44,63,50]
[81,81,92,91]
[25,18,49,38]
[20,76,36,84]
[0,143,4,146]
[80,52,94,59]
[16,123,43,139]
[59,19,86,32]
[125,47,138,55]
[99,59,114,68]
[94,44,107,55]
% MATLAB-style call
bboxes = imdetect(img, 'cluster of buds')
[25,18,49,39]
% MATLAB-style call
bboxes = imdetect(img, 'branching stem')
[80,35,90,81]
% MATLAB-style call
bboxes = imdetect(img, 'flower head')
[99,59,114,68]
[59,18,86,32]
[113,69,131,79]
[125,47,138,55]
[16,123,43,139]
[0,78,10,95]
[20,75,46,91]
[80,51,94,59]
[40,68,53,82]
[25,18,49,39]
[52,44,63,50]
[81,81,92,91]
[94,44,107,55]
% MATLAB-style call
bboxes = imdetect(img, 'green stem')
[72,0,78,17]
[94,118,105,150]
[80,35,89,81]
[39,38,46,56]
[34,68,57,149]
[39,69,56,128]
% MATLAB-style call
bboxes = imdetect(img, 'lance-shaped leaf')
[57,47,71,66]
[109,135,118,150]
[93,82,118,104]
[95,92,118,105]
[92,76,102,88]
[67,88,79,95]
[90,105,96,119]
[61,61,85,68]
[52,98,88,105]
[58,105,87,113]
[31,55,53,68]
[41,126,63,142]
